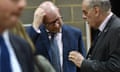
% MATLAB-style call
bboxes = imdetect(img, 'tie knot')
[96,29,100,36]
[48,32,56,39]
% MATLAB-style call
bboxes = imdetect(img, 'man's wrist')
[79,58,84,68]
[32,25,41,33]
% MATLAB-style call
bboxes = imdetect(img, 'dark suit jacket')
[81,15,120,72]
[9,33,34,72]
[27,24,86,72]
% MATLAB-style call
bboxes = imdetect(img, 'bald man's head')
[39,1,63,33]
[39,1,58,16]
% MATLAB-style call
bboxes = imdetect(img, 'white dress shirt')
[98,12,113,31]
[0,31,22,72]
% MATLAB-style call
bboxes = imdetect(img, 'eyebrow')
[50,18,58,24]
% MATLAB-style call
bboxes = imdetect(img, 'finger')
[69,57,75,62]
[35,8,45,15]
[68,55,75,59]
[69,51,78,56]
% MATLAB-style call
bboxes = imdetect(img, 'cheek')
[46,25,61,32]
[53,23,61,32]
[0,0,14,11]
[0,0,16,29]
[87,17,94,26]
[0,3,14,20]
[88,19,96,28]
[87,14,94,22]
[56,20,62,28]
[55,23,61,28]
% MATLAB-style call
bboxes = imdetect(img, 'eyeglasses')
[45,16,63,26]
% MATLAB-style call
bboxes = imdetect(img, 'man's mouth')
[9,12,21,22]
[12,12,21,17]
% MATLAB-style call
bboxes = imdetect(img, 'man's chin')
[7,22,18,29]
[50,30,59,33]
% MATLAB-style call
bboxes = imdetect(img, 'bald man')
[27,1,86,72]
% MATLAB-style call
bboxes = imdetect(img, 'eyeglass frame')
[44,16,63,26]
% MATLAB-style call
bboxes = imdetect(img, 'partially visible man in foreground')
[0,0,34,72]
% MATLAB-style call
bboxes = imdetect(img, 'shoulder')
[110,15,120,28]
[107,15,120,34]
[9,32,32,52]
[9,33,28,44]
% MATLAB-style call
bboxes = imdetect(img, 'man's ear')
[94,6,100,17]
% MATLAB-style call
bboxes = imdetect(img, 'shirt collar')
[98,12,113,32]
[3,30,9,40]
[46,28,62,33]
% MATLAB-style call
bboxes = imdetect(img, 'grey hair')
[87,0,111,12]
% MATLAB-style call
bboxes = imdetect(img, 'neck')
[0,27,5,34]
[96,12,110,29]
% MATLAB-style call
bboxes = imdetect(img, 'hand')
[32,7,46,30]
[69,51,84,68]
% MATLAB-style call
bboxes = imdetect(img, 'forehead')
[0,0,14,10]
[82,0,90,9]
[82,3,91,14]
[44,11,59,23]
[0,0,20,7]
[0,0,10,5]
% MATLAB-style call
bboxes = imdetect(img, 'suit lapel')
[62,26,72,70]
[62,27,66,71]
[62,26,72,52]
[40,25,52,62]
[41,31,52,60]
[96,16,115,57]
[87,15,114,59]
[9,33,26,72]
[92,28,108,56]
[62,27,68,55]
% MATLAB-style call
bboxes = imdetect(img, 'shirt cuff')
[32,26,41,33]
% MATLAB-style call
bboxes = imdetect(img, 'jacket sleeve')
[26,26,40,43]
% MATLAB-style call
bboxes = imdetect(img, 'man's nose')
[17,0,26,11]
[82,14,87,20]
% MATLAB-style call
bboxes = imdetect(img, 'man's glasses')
[45,16,63,26]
